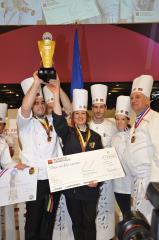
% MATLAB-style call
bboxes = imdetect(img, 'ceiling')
[0,81,158,110]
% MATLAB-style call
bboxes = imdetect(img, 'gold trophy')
[38,32,56,83]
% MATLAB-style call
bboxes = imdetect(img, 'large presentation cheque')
[0,167,38,206]
[47,147,125,192]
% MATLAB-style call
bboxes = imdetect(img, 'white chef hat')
[21,77,43,98]
[115,95,131,118]
[131,75,154,98]
[0,103,8,123]
[72,89,88,111]
[91,84,108,105]
[43,86,54,103]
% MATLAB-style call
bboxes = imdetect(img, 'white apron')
[90,119,116,239]
[112,131,132,194]
[132,174,153,224]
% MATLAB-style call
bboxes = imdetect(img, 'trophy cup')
[38,32,56,83]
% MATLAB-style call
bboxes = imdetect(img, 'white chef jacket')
[125,109,159,177]
[97,0,120,23]
[111,130,132,194]
[18,0,42,24]
[0,135,15,169]
[124,109,159,223]
[17,109,62,180]
[4,0,20,25]
[89,118,117,148]
[0,0,5,25]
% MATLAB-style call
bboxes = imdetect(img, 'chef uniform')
[0,0,5,24]
[4,0,20,25]
[125,75,159,223]
[18,0,42,24]
[111,96,132,215]
[53,89,103,240]
[0,103,16,240]
[17,77,62,240]
[0,103,15,169]
[90,84,116,240]
[97,0,120,23]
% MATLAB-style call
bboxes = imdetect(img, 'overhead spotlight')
[108,92,111,95]
[16,94,19,96]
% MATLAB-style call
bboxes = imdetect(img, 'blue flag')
[70,29,84,98]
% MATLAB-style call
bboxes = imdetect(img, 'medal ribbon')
[75,126,91,152]
[34,116,52,141]
[135,107,150,129]
[131,107,150,143]
[124,127,129,132]
[47,193,53,213]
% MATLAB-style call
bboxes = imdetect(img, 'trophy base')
[38,68,56,83]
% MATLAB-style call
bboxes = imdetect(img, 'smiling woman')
[51,83,103,240]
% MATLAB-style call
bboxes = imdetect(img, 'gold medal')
[131,135,136,143]
[29,167,35,175]
[48,136,52,142]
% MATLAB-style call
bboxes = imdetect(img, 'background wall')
[0,24,159,84]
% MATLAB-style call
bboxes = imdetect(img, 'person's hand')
[33,71,45,85]
[88,181,98,188]
[15,163,28,170]
[47,81,59,94]
[47,74,60,94]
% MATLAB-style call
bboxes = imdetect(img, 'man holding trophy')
[17,32,64,240]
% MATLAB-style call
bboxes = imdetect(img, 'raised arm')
[60,87,72,116]
[21,71,43,118]
[47,79,69,141]
[48,77,62,115]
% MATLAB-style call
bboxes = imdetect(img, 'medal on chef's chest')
[131,108,150,144]
[131,128,136,143]
[131,135,136,143]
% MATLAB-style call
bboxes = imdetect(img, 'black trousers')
[115,192,131,216]
[65,197,98,240]
[25,180,61,240]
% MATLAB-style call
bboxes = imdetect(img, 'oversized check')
[0,167,38,206]
[47,147,125,192]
